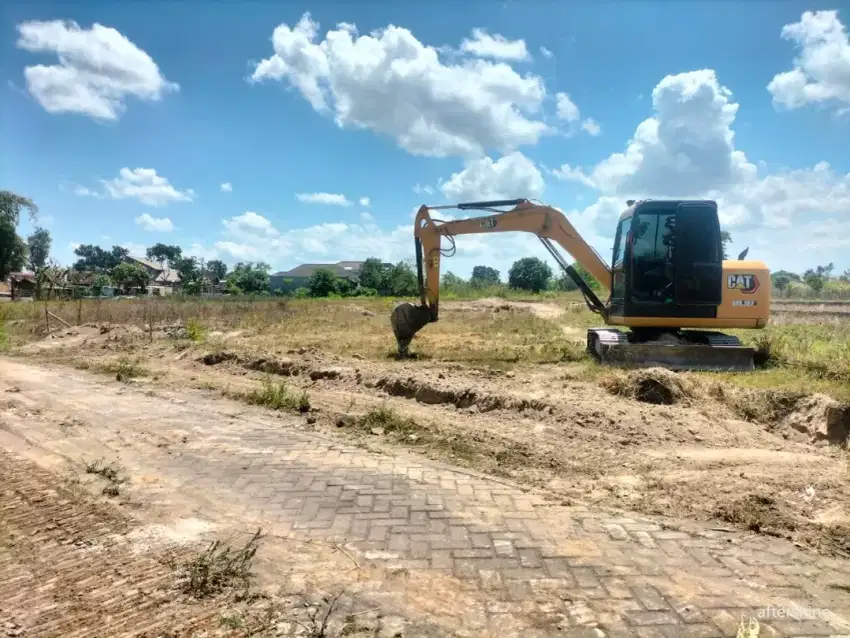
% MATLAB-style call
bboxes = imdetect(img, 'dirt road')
[2,358,850,637]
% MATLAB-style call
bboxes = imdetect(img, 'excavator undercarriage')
[585,327,755,372]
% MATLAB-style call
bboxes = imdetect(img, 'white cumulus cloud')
[768,10,850,112]
[220,182,232,192]
[540,46,554,59]
[15,19,178,121]
[581,118,601,136]
[74,168,194,206]
[439,152,545,202]
[552,68,850,270]
[460,28,531,61]
[359,196,370,207]
[134,213,174,232]
[249,13,550,158]
[296,192,353,206]
[555,92,580,122]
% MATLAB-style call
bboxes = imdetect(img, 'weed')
[219,612,244,629]
[186,317,207,343]
[84,458,129,497]
[0,321,8,350]
[173,528,262,599]
[291,591,346,638]
[96,356,149,381]
[242,378,311,413]
[355,405,419,436]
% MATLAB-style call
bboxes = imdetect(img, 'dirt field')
[1,296,849,636]
[6,298,850,556]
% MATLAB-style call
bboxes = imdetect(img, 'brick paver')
[2,360,850,637]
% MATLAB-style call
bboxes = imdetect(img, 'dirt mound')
[714,494,797,536]
[780,394,850,447]
[599,368,695,405]
[710,385,850,447]
[371,375,551,413]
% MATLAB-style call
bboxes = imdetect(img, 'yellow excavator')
[390,198,771,372]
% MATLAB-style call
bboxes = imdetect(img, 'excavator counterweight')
[393,198,770,372]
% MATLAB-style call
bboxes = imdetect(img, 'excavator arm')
[392,198,612,354]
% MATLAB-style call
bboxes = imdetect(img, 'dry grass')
[171,528,263,599]
[3,294,849,400]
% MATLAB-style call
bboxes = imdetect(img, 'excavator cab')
[610,200,723,320]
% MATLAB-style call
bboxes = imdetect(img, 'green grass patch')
[185,317,207,342]
[95,356,149,380]
[242,377,310,413]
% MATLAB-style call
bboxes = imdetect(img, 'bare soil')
[10,303,850,562]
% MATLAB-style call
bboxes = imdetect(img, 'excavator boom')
[391,198,763,372]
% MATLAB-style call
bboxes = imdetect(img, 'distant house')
[8,272,37,300]
[270,260,391,293]
[123,256,181,295]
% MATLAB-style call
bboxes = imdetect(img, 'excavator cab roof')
[618,198,718,221]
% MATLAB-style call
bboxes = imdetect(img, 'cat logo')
[480,218,497,229]
[727,274,760,294]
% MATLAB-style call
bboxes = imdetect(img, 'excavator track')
[587,328,756,372]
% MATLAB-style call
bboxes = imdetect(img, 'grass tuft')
[173,528,262,598]
[185,317,207,343]
[84,458,129,497]
[95,356,149,381]
[242,377,311,413]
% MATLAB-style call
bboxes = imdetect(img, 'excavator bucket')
[391,302,432,357]
[587,328,756,372]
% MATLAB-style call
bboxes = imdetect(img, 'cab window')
[612,217,631,269]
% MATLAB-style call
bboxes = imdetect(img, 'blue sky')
[2,1,849,278]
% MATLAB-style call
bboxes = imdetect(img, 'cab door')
[673,202,722,306]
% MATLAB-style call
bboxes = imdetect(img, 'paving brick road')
[2,360,850,637]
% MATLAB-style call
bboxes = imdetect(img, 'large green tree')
[387,261,418,296]
[470,265,500,287]
[803,263,834,295]
[26,228,51,273]
[228,262,270,294]
[307,268,339,297]
[146,243,182,269]
[357,257,390,293]
[0,190,38,280]
[508,257,552,292]
[27,228,52,299]
[111,262,150,293]
[73,244,130,272]
[175,256,202,294]
[205,259,228,284]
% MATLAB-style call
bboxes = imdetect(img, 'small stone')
[370,427,385,436]
[306,415,317,425]
[335,414,356,428]
[408,434,420,442]
[506,371,515,378]
[6,387,20,393]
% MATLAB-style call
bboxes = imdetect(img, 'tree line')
[2,189,848,299]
